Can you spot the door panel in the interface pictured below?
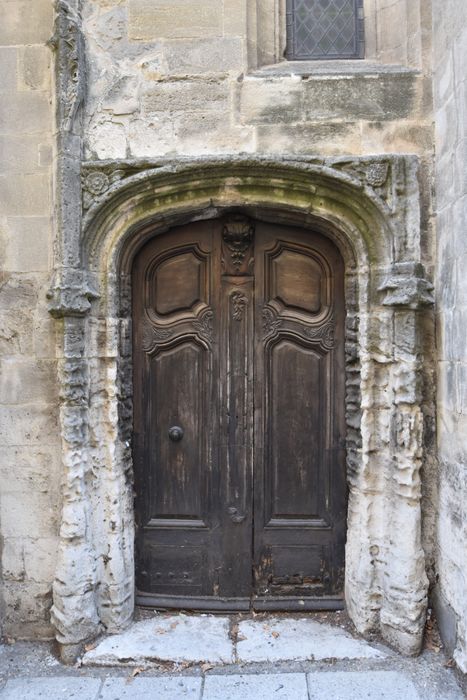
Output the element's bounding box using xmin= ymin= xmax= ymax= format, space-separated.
xmin=133 ymin=223 xmax=220 ymax=601
xmin=254 ymin=222 xmax=346 ymax=602
xmin=267 ymin=339 xmax=324 ymax=523
xmin=133 ymin=218 xmax=347 ymax=609
xmin=150 ymin=341 xmax=206 ymax=522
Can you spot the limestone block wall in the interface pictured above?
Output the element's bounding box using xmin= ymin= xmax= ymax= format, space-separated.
xmin=432 ymin=0 xmax=467 ymax=673
xmin=0 ymin=0 xmax=59 ymax=638
xmin=83 ymin=0 xmax=434 ymax=162
xmin=0 ymin=0 xmax=441 ymax=645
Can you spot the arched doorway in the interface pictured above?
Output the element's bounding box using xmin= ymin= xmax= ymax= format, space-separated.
xmin=49 ymin=156 xmax=432 ymax=658
xmin=132 ymin=216 xmax=347 ymax=610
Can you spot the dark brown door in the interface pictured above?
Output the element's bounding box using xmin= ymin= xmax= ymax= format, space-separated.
xmin=133 ymin=217 xmax=346 ymax=610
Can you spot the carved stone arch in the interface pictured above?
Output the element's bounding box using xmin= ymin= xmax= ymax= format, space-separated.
xmin=49 ymin=155 xmax=434 ymax=661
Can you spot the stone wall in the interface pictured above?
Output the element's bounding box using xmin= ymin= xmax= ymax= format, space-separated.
xmin=0 ymin=0 xmax=445 ymax=653
xmin=83 ymin=0 xmax=433 ymax=162
xmin=432 ymin=0 xmax=467 ymax=673
xmin=0 ymin=0 xmax=58 ymax=638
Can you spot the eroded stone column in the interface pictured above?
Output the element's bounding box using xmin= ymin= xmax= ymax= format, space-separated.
xmin=378 ymin=264 xmax=434 ymax=654
xmin=49 ymin=313 xmax=101 ymax=663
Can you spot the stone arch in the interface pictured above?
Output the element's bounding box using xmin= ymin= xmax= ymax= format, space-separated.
xmin=48 ymin=156 xmax=434 ymax=661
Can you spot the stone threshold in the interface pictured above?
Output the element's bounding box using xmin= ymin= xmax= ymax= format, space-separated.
xmin=82 ymin=613 xmax=390 ymax=668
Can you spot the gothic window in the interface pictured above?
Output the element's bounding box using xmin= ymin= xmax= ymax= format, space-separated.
xmin=286 ymin=0 xmax=364 ymax=60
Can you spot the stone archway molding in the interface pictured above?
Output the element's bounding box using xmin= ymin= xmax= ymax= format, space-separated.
xmin=47 ymin=154 xmax=434 ymax=663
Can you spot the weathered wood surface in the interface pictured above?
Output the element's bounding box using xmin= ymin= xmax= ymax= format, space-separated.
xmin=132 ymin=218 xmax=346 ymax=609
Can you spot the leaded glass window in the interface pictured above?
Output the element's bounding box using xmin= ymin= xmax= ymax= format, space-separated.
xmin=286 ymin=0 xmax=364 ymax=60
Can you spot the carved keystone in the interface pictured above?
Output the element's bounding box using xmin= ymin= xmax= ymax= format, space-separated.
xmin=222 ymin=215 xmax=255 ymax=274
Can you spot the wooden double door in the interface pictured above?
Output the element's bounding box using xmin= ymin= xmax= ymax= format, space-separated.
xmin=133 ymin=217 xmax=346 ymax=610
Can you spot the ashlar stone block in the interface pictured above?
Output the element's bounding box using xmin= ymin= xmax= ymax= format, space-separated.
xmin=0 ymin=0 xmax=54 ymax=46
xmin=142 ymin=79 xmax=230 ymax=114
xmin=0 ymin=173 xmax=50 ymax=217
xmin=1 ymin=491 xmax=58 ymax=539
xmin=17 ymin=46 xmax=51 ymax=92
xmin=302 ymin=73 xmax=420 ymax=122
xmin=0 ymin=358 xmax=58 ymax=404
xmin=0 ymin=47 xmax=18 ymax=93
xmin=237 ymin=77 xmax=304 ymax=125
xmin=0 ymin=135 xmax=52 ymax=173
xmin=4 ymin=216 xmax=50 ymax=272
xmin=0 ymin=403 xmax=60 ymax=447
xmin=0 ymin=92 xmax=51 ymax=136
xmin=129 ymin=0 xmax=223 ymax=40
xmin=163 ymin=37 xmax=244 ymax=74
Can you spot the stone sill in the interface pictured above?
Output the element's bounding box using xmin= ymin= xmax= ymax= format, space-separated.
xmin=249 ymin=60 xmax=418 ymax=79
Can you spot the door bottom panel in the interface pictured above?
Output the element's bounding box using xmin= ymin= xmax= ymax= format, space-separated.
xmin=136 ymin=593 xmax=251 ymax=612
xmin=252 ymin=596 xmax=344 ymax=612
xmin=136 ymin=592 xmax=345 ymax=613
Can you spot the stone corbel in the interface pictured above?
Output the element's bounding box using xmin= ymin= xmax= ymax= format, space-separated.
xmin=378 ymin=262 xmax=434 ymax=310
xmin=47 ymin=268 xmax=99 ymax=318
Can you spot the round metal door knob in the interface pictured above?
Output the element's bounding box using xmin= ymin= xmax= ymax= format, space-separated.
xmin=168 ymin=426 xmax=184 ymax=442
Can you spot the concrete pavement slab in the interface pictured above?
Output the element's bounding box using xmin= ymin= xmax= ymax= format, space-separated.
xmin=307 ymin=671 xmax=420 ymax=699
xmin=0 ymin=677 xmax=101 ymax=699
xmin=203 ymin=672 xmax=309 ymax=700
xmin=83 ymin=614 xmax=234 ymax=666
xmin=236 ymin=617 xmax=388 ymax=662
xmin=98 ymin=675 xmax=202 ymax=699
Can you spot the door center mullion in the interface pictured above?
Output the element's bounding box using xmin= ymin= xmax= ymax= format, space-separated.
xmin=217 ymin=217 xmax=255 ymax=599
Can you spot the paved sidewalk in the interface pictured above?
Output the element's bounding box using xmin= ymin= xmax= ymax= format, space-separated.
xmin=0 ymin=665 xmax=465 ymax=700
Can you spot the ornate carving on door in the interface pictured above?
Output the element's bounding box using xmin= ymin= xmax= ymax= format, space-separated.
xmin=132 ymin=217 xmax=346 ymax=611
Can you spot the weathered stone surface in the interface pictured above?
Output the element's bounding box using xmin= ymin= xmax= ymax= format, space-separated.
xmin=203 ymin=674 xmax=309 ymax=700
xmin=164 ymin=37 xmax=244 ymax=74
xmin=129 ymin=0 xmax=223 ymax=40
xmin=99 ymin=676 xmax=202 ymax=699
xmin=142 ymin=79 xmax=230 ymax=114
xmin=17 ymin=46 xmax=51 ymax=92
xmin=0 ymin=47 xmax=18 ymax=93
xmin=83 ymin=615 xmax=234 ymax=665
xmin=0 ymin=93 xmax=51 ymax=135
xmin=0 ymin=678 xmax=101 ymax=700
xmin=3 ymin=217 xmax=50 ymax=273
xmin=0 ymin=0 xmax=58 ymax=640
xmin=236 ymin=618 xmax=388 ymax=663
xmin=307 ymin=671 xmax=420 ymax=700
xmin=0 ymin=0 xmax=54 ymax=46
xmin=0 ymin=174 xmax=50 ymax=216
xmin=432 ymin=0 xmax=467 ymax=674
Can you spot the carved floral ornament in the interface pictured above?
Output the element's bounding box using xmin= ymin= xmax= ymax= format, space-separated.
xmin=262 ymin=306 xmax=335 ymax=351
xmin=222 ymin=217 xmax=255 ymax=270
xmin=231 ymin=292 xmax=248 ymax=320
xmin=141 ymin=308 xmax=214 ymax=353
xmin=364 ymin=162 xmax=389 ymax=187
xmin=82 ymin=169 xmax=125 ymax=210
